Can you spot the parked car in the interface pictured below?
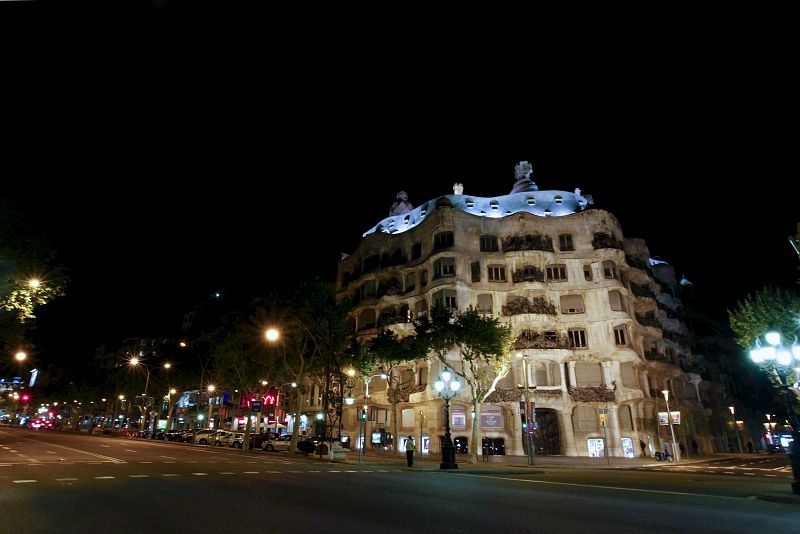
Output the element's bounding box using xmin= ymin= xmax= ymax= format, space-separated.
xmin=767 ymin=444 xmax=785 ymax=453
xmin=295 ymin=437 xmax=317 ymax=454
xmin=263 ymin=434 xmax=292 ymax=452
xmin=193 ymin=429 xmax=215 ymax=445
xmin=214 ymin=430 xmax=234 ymax=446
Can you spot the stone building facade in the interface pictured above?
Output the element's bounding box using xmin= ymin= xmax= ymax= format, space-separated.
xmin=335 ymin=163 xmax=723 ymax=458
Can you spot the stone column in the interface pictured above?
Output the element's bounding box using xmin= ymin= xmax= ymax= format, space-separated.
xmin=559 ymin=363 xmax=568 ymax=391
xmin=641 ymin=370 xmax=650 ymax=396
xmin=607 ymin=406 xmax=621 ymax=457
xmin=601 ymin=361 xmax=613 ymax=388
xmin=560 ymin=409 xmax=578 ymax=456
xmin=568 ymin=361 xmax=577 ymax=388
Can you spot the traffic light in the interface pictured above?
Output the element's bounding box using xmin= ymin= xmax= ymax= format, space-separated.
xmin=21 ymin=394 xmax=30 ymax=403
xmin=361 ymin=408 xmax=367 ymax=421
xmin=521 ymin=413 xmax=527 ymax=429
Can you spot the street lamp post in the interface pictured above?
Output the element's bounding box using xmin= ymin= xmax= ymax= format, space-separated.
xmin=351 ymin=370 xmax=387 ymax=466
xmin=435 ymin=367 xmax=461 ymax=470
xmin=516 ymin=353 xmax=535 ymax=465
xmin=206 ymin=385 xmax=215 ymax=430
xmin=729 ymin=405 xmax=743 ymax=453
xmin=662 ymin=389 xmax=680 ymax=462
xmin=749 ymin=331 xmax=800 ymax=494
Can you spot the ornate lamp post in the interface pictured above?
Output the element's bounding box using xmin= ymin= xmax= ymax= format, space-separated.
xmin=662 ymin=389 xmax=680 ymax=462
xmin=435 ymin=367 xmax=461 ymax=470
xmin=349 ymin=369 xmax=386 ymax=465
xmin=516 ymin=353 xmax=535 ymax=465
xmin=749 ymin=331 xmax=800 ymax=494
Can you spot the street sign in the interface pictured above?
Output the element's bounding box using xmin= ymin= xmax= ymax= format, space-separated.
xmin=251 ymin=401 xmax=262 ymax=413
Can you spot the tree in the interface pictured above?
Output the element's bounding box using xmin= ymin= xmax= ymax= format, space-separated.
xmin=0 ymin=200 xmax=67 ymax=352
xmin=417 ymin=305 xmax=514 ymax=463
xmin=358 ymin=328 xmax=426 ymax=456
xmin=729 ymin=286 xmax=800 ymax=405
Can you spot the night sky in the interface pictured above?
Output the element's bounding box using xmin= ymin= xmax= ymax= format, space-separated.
xmin=3 ymin=1 xmax=797 ymax=373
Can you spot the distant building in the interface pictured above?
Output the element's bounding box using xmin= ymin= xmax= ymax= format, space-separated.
xmin=336 ymin=162 xmax=754 ymax=458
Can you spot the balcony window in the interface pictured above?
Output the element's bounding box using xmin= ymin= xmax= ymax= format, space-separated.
xmin=575 ymin=362 xmax=602 ymax=387
xmin=583 ymin=264 xmax=592 ymax=281
xmin=471 ymin=261 xmax=481 ymax=283
xmin=559 ymin=234 xmax=574 ymax=251
xmin=560 ymin=294 xmax=585 ymax=314
xmin=608 ymin=290 xmax=624 ymax=311
xmin=433 ymin=289 xmax=457 ymax=310
xmin=614 ymin=326 xmax=627 ymax=346
xmin=411 ymin=242 xmax=422 ymax=260
xmin=404 ymin=272 xmax=415 ymax=292
xmin=433 ymin=231 xmax=454 ymax=251
xmin=546 ymin=264 xmax=567 ymax=281
xmin=477 ymin=293 xmax=493 ymax=314
xmin=568 ymin=328 xmax=588 ymax=348
xmin=488 ymin=265 xmax=507 ymax=282
xmin=434 ymin=257 xmax=456 ymax=278
xmin=603 ymin=260 xmax=617 ymax=279
xmin=480 ymin=235 xmax=499 ymax=252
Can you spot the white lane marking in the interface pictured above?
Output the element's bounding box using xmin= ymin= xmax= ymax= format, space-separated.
xmin=13 ymin=480 xmax=37 ymax=483
xmin=9 ymin=450 xmax=18 ymax=453
xmin=243 ymin=471 xmax=259 ymax=474
xmin=345 ymin=470 xmax=358 ymax=473
xmin=219 ymin=472 xmax=235 ymax=475
xmin=191 ymin=473 xmax=208 ymax=476
xmin=162 ymin=474 xmax=179 ymax=477
xmin=139 ymin=462 xmax=153 ymax=464
xmin=25 ymin=439 xmax=126 ymax=463
xmin=456 ymin=474 xmax=746 ymax=500
xmin=361 ymin=470 xmax=373 ymax=473
xmin=329 ymin=470 xmax=341 ymax=473
xmin=743 ymin=473 xmax=756 ymax=476
xmin=100 ymin=445 xmax=110 ymax=448
xmin=0 ymin=464 xmax=13 ymax=467
xmin=160 ymin=456 xmax=177 ymax=459
xmin=163 ymin=461 xmax=176 ymax=464
xmin=309 ymin=470 xmax=320 ymax=473
xmin=129 ymin=475 xmax=150 ymax=478
xmin=266 ymin=470 xmax=281 ymax=473
xmin=94 ymin=476 xmax=115 ymax=480
xmin=56 ymin=478 xmax=78 ymax=481
xmin=125 ymin=450 xmax=137 ymax=453
xmin=724 ymin=471 xmax=735 ymax=474
xmin=377 ymin=470 xmax=389 ymax=472
xmin=46 ymin=451 xmax=56 ymax=454
xmin=288 ymin=470 xmax=304 ymax=473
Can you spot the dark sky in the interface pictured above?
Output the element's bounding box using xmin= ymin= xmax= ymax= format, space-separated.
xmin=3 ymin=1 xmax=797 ymax=371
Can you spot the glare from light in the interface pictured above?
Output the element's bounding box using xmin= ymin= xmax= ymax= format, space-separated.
xmin=265 ymin=328 xmax=280 ymax=342
xmin=28 ymin=279 xmax=41 ymax=288
xmin=15 ymin=351 xmax=26 ymax=362
xmin=765 ymin=332 xmax=781 ymax=346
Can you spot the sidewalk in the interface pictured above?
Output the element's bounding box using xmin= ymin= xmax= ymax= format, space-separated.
xmin=320 ymin=449 xmax=737 ymax=472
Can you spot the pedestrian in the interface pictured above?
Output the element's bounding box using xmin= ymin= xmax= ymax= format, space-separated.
xmin=405 ymin=435 xmax=415 ymax=467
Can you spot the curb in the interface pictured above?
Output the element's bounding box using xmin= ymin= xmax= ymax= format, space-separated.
xmin=756 ymin=492 xmax=800 ymax=505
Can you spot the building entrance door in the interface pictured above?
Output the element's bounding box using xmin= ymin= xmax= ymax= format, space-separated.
xmin=531 ymin=409 xmax=561 ymax=455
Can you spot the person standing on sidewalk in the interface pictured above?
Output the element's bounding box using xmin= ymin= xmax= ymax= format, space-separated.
xmin=406 ymin=435 xmax=415 ymax=467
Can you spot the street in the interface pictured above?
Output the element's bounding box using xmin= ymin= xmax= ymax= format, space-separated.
xmin=2 ymin=428 xmax=799 ymax=533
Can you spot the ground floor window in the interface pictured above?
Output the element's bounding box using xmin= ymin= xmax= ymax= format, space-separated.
xmin=587 ymin=438 xmax=605 ymax=457
xmin=621 ymin=437 xmax=635 ymax=458
xmin=454 ymin=436 xmax=469 ymax=454
xmin=482 ymin=437 xmax=505 ymax=455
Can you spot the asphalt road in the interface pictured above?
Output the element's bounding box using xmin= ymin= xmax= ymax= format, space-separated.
xmin=2 ymin=428 xmax=799 ymax=533
xmin=632 ymin=454 xmax=793 ymax=478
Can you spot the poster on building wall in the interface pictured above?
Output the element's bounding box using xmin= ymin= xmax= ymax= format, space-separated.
xmin=658 ymin=411 xmax=681 ymax=425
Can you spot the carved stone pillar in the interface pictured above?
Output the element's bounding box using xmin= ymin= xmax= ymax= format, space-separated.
xmin=560 ymin=409 xmax=578 ymax=456
xmin=601 ymin=361 xmax=613 ymax=388
xmin=607 ymin=406 xmax=621 ymax=457
xmin=568 ymin=361 xmax=577 ymax=388
xmin=559 ymin=362 xmax=568 ymax=392
xmin=641 ymin=370 xmax=650 ymax=396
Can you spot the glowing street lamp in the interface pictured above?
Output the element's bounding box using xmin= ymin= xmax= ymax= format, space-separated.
xmin=749 ymin=330 xmax=800 ymax=494
xmin=435 ymin=367 xmax=461 ymax=470
xmin=15 ymin=351 xmax=27 ymax=362
xmin=662 ymin=389 xmax=680 ymax=462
